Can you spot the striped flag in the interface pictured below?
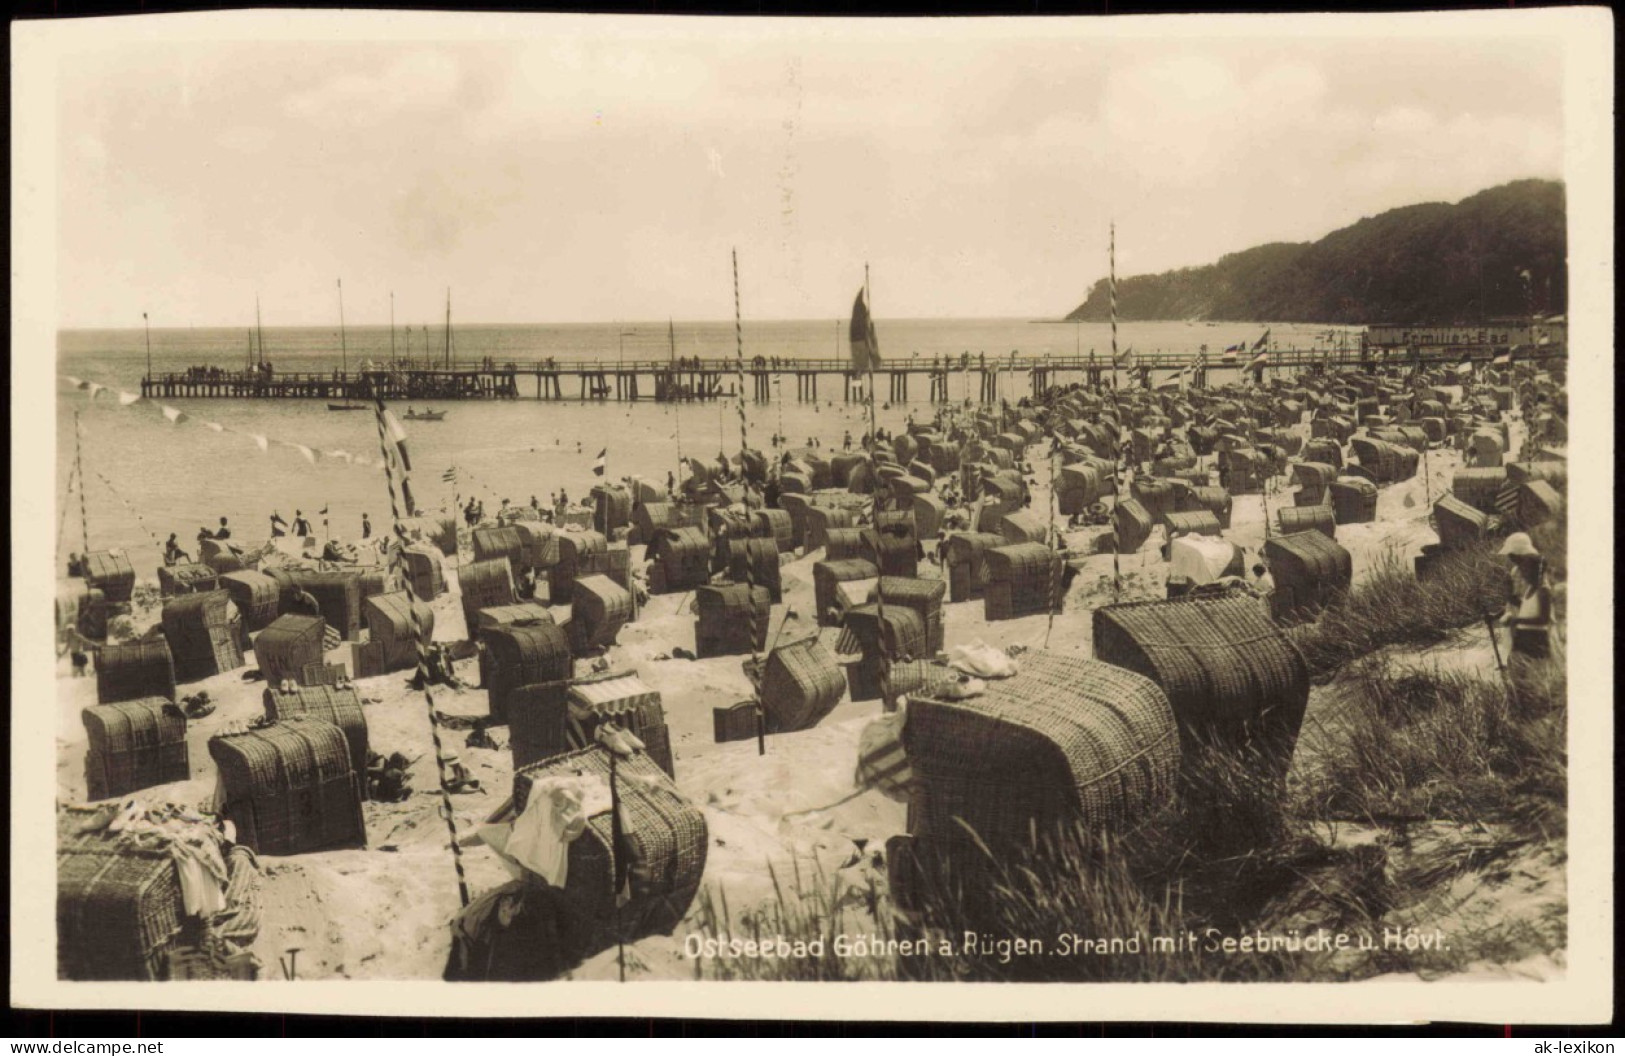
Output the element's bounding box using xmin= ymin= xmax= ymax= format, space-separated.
xmin=592 ymin=448 xmax=607 ymax=477
xmin=1493 ymin=346 xmax=1515 ymax=367
xmin=442 ymin=466 xmax=458 ymax=484
xmin=1252 ymin=328 xmax=1271 ymax=352
xmin=1222 ymin=344 xmax=1242 ymax=358
xmin=1247 ymin=348 xmax=1269 ymax=371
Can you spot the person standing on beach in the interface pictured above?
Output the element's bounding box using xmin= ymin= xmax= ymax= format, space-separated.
xmin=293 ymin=510 xmax=312 ymax=537
xmin=1498 ymin=532 xmax=1553 ymax=664
xmin=215 ymin=517 xmax=232 ymax=540
xmin=361 ymin=513 xmax=372 ymax=540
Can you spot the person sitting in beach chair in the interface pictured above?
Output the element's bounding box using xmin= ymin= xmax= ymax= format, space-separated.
xmin=1498 ymin=533 xmax=1554 ymax=664
xmin=441 ymin=753 xmax=482 ymax=794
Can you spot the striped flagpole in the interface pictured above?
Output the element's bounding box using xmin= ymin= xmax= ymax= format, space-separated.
xmin=1044 ymin=444 xmax=1061 ymax=648
xmin=372 ymin=395 xmax=469 ymax=908
xmin=74 ymin=412 xmax=91 ymax=557
xmin=863 ymin=265 xmax=897 ymax=708
xmin=732 ymin=249 xmax=766 ymax=754
xmin=1109 ymin=222 xmax=1118 ymax=396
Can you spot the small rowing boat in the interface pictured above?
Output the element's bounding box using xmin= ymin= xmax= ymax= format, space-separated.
xmin=403 ymin=409 xmax=446 ymax=421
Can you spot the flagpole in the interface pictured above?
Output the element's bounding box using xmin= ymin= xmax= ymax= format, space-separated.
xmin=733 ymin=247 xmax=767 ymax=756
xmin=74 ymin=411 xmax=91 ymax=557
xmin=143 ymin=312 xmax=152 ymax=381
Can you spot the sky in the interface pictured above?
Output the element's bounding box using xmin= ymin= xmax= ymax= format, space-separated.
xmin=49 ymin=12 xmax=1568 ymax=328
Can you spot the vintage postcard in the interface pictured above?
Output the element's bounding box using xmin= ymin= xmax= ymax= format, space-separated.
xmin=10 ymin=7 xmax=1613 ymax=1024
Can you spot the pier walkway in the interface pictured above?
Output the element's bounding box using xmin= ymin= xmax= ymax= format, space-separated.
xmin=140 ymin=345 xmax=1565 ymax=404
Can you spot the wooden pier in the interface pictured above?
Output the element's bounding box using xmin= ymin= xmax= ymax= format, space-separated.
xmin=141 ymin=345 xmax=1565 ymax=404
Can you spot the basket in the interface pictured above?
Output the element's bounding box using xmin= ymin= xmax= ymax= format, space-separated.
xmin=482 ymin=621 xmax=573 ymax=724
xmin=1328 ymin=477 xmax=1378 ymax=525
xmin=97 ymin=639 xmax=178 ymax=706
xmin=1432 ymin=495 xmax=1488 ymax=551
xmin=634 ymin=502 xmax=682 ymax=545
xmin=82 ymin=698 xmax=190 ymax=801
xmin=984 ymin=543 xmax=1062 ymax=622
xmin=752 ymin=509 xmax=795 ymax=553
xmin=511 ymin=746 xmax=707 ymax=948
xmin=84 ymin=550 xmax=136 ymax=603
xmin=396 ymin=544 xmax=446 ymax=600
xmin=219 ymin=570 xmax=279 ymax=633
xmin=505 ymin=682 xmax=573 ymax=771
xmin=756 ymin=636 xmax=847 ymax=733
xmin=161 ymin=590 xmax=245 ymax=683
xmin=1516 ymin=480 xmax=1564 ymax=531
xmin=571 ymin=575 xmax=634 ymax=652
xmin=871 ymin=576 xmax=947 ymax=655
xmin=1275 ymin=504 xmax=1336 ymax=540
xmin=813 ymin=558 xmax=880 ymax=627
xmin=209 ymin=718 xmax=366 ymax=856
xmin=356 ymin=569 xmax=398 ymax=605
xmin=1301 ymin=438 xmax=1344 ymax=470
xmin=291 ymin=571 xmax=363 ymax=643
xmin=514 ymin=523 xmax=560 ymax=571
xmin=721 ymin=537 xmax=783 ymax=602
xmin=822 ymin=527 xmax=867 ymax=562
xmin=998 ymin=509 xmax=1048 ymax=546
xmin=250 ymin=614 xmax=327 ymax=686
xmin=1131 ymin=478 xmax=1180 ymax=523
xmin=1164 ymin=509 xmax=1222 ymax=539
xmin=591 ymin=485 xmax=633 ymax=538
xmin=1113 ymin=498 xmax=1156 ymax=553
xmin=1092 ymin=594 xmax=1309 ymax=770
xmin=550 ymin=532 xmax=608 ymax=599
xmin=158 ymin=562 xmax=219 ymax=598
xmin=1182 ymin=486 xmax=1233 ymax=530
xmin=694 ymin=583 xmax=773 ymax=658
xmin=1263 ymin=531 xmax=1352 ymax=623
xmin=364 ymin=590 xmax=436 ymax=673
xmin=864 ymin=517 xmax=920 ymax=579
xmin=566 ymin=672 xmax=673 ymax=777
xmin=713 ymin=701 xmax=763 ymax=743
xmin=460 ymin=557 xmax=518 ymax=634
xmin=805 ymin=506 xmax=856 ymax=552
xmin=943 ymin=532 xmax=1004 ymax=603
xmin=472 ymin=526 xmax=530 ymax=576
xmin=1505 ymin=461 xmax=1568 ymax=490
xmin=57 ymin=806 xmax=187 ymax=980
xmin=841 ymin=605 xmax=928 ymax=701
xmin=648 ymin=527 xmax=711 ymax=594
xmin=1451 ymin=467 xmax=1509 ymax=513
xmin=903 ymin=652 xmax=1178 ymax=856
xmin=263 ymin=683 xmax=369 ymax=776
xmin=911 ymin=493 xmax=948 ymax=541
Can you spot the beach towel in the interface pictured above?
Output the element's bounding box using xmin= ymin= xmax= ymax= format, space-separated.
xmin=946 ymin=640 xmax=1018 ymax=680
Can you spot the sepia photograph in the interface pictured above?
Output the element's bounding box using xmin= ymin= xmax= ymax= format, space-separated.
xmin=10 ymin=7 xmax=1613 ymax=1024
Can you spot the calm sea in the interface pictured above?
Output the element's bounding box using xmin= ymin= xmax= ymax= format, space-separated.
xmin=55 ymin=317 xmax=1351 ymax=573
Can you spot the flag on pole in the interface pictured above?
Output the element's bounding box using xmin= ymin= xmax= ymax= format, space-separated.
xmin=593 ymin=448 xmax=608 ymax=477
xmin=380 ymin=407 xmax=412 ymax=471
xmin=1221 ymin=343 xmax=1241 ymax=359
xmin=849 ymin=288 xmax=880 ymax=371
xmin=1114 ymin=345 xmax=1135 ymax=367
xmin=1246 ymin=348 xmax=1269 ymax=371
xmin=1251 ymin=328 xmax=1271 ymax=352
xmin=1493 ymin=346 xmax=1515 ymax=367
xmin=442 ymin=466 xmax=458 ymax=483
xmin=1455 ymin=354 xmax=1473 ymax=378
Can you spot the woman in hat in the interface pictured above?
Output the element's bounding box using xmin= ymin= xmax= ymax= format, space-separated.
xmin=1498 ymin=532 xmax=1553 ymax=663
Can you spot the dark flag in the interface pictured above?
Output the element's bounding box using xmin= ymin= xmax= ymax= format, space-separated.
xmin=1252 ymin=328 xmax=1271 ymax=352
xmin=849 ymin=289 xmax=880 ymax=372
xmin=593 ymin=448 xmax=608 ymax=477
